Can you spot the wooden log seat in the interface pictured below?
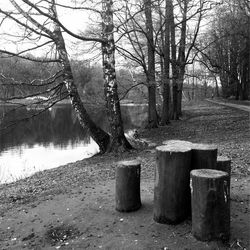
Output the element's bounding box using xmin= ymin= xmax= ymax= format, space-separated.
xmin=154 ymin=144 xmax=192 ymax=224
xmin=115 ymin=160 xmax=141 ymax=212
xmin=190 ymin=169 xmax=230 ymax=242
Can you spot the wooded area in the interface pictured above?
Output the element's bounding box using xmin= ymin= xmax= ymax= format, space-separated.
xmin=0 ymin=0 xmax=249 ymax=153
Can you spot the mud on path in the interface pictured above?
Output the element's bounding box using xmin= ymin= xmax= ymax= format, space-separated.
xmin=0 ymin=101 xmax=249 ymax=249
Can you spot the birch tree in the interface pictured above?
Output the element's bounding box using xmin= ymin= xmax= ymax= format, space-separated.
xmin=101 ymin=0 xmax=132 ymax=151
xmin=0 ymin=0 xmax=132 ymax=153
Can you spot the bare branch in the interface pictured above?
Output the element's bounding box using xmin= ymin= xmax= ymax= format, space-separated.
xmin=0 ymin=7 xmax=51 ymax=39
xmin=0 ymin=49 xmax=59 ymax=63
xmin=10 ymin=0 xmax=54 ymax=38
xmin=21 ymin=0 xmax=105 ymax=43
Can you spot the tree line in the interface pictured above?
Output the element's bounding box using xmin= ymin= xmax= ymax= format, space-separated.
xmin=197 ymin=0 xmax=249 ymax=100
xmin=0 ymin=0 xmax=249 ymax=154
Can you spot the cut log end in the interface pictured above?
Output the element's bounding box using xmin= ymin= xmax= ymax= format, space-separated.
xmin=118 ymin=159 xmax=141 ymax=167
xmin=162 ymin=140 xmax=193 ymax=149
xmin=217 ymin=156 xmax=231 ymax=162
xmin=156 ymin=144 xmax=191 ymax=153
xmin=191 ymin=169 xmax=228 ymax=179
xmin=192 ymin=143 xmax=217 ymax=151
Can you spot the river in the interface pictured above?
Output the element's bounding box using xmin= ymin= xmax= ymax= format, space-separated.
xmin=0 ymin=104 xmax=148 ymax=184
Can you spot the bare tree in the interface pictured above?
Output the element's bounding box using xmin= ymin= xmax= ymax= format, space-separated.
xmin=196 ymin=0 xmax=250 ymax=100
xmin=144 ymin=0 xmax=159 ymax=128
xmin=115 ymin=0 xmax=159 ymax=128
xmin=160 ymin=0 xmax=171 ymax=125
xmin=0 ymin=0 xmax=133 ymax=153
xmin=170 ymin=0 xmax=178 ymax=120
xmin=174 ymin=0 xmax=212 ymax=116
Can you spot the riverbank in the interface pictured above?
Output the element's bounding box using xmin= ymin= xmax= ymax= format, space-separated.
xmin=0 ymin=100 xmax=249 ymax=249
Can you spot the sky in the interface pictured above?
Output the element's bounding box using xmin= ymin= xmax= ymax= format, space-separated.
xmin=0 ymin=0 xmax=94 ymax=59
xmin=0 ymin=0 xmax=215 ymax=65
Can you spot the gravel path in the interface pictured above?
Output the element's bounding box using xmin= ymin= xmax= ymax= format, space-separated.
xmin=206 ymin=99 xmax=250 ymax=112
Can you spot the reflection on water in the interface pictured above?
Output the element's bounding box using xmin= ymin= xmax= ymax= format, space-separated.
xmin=0 ymin=141 xmax=99 ymax=184
xmin=0 ymin=104 xmax=147 ymax=184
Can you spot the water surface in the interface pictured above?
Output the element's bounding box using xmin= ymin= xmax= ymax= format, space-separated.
xmin=0 ymin=104 xmax=147 ymax=184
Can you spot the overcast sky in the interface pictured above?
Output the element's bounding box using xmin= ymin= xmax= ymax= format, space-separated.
xmin=0 ymin=1 xmax=94 ymax=58
xmin=0 ymin=0 xmax=214 ymax=64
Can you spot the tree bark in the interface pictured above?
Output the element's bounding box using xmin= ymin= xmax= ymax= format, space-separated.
xmin=190 ymin=169 xmax=230 ymax=242
xmin=170 ymin=0 xmax=178 ymax=120
xmin=144 ymin=0 xmax=158 ymax=128
xmin=115 ymin=160 xmax=141 ymax=212
xmin=154 ymin=144 xmax=192 ymax=224
xmin=214 ymin=76 xmax=220 ymax=97
xmin=176 ymin=0 xmax=188 ymax=116
xmin=240 ymin=34 xmax=250 ymax=100
xmin=160 ymin=0 xmax=171 ymax=125
xmin=102 ymin=0 xmax=132 ymax=152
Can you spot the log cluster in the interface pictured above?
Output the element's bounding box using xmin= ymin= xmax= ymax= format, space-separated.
xmin=163 ymin=140 xmax=218 ymax=170
xmin=113 ymin=140 xmax=231 ymax=242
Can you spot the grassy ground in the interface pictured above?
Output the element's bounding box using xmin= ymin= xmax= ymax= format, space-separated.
xmin=0 ymin=100 xmax=249 ymax=249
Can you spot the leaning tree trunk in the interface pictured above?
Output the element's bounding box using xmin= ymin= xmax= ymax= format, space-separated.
xmin=102 ymin=0 xmax=132 ymax=152
xmin=50 ymin=1 xmax=110 ymax=153
xmin=8 ymin=0 xmax=109 ymax=153
xmin=144 ymin=0 xmax=158 ymax=128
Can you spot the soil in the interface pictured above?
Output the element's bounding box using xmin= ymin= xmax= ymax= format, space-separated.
xmin=0 ymin=100 xmax=249 ymax=250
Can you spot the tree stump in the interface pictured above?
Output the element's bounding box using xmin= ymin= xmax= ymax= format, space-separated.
xmin=191 ymin=143 xmax=218 ymax=170
xmin=154 ymin=144 xmax=192 ymax=224
xmin=216 ymin=156 xmax=231 ymax=194
xmin=216 ymin=156 xmax=231 ymax=175
xmin=115 ymin=160 xmax=141 ymax=212
xmin=190 ymin=169 xmax=230 ymax=242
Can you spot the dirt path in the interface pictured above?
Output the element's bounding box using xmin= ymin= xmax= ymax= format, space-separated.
xmin=206 ymin=99 xmax=250 ymax=112
xmin=0 ymin=101 xmax=249 ymax=249
xmin=1 ymin=178 xmax=249 ymax=250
